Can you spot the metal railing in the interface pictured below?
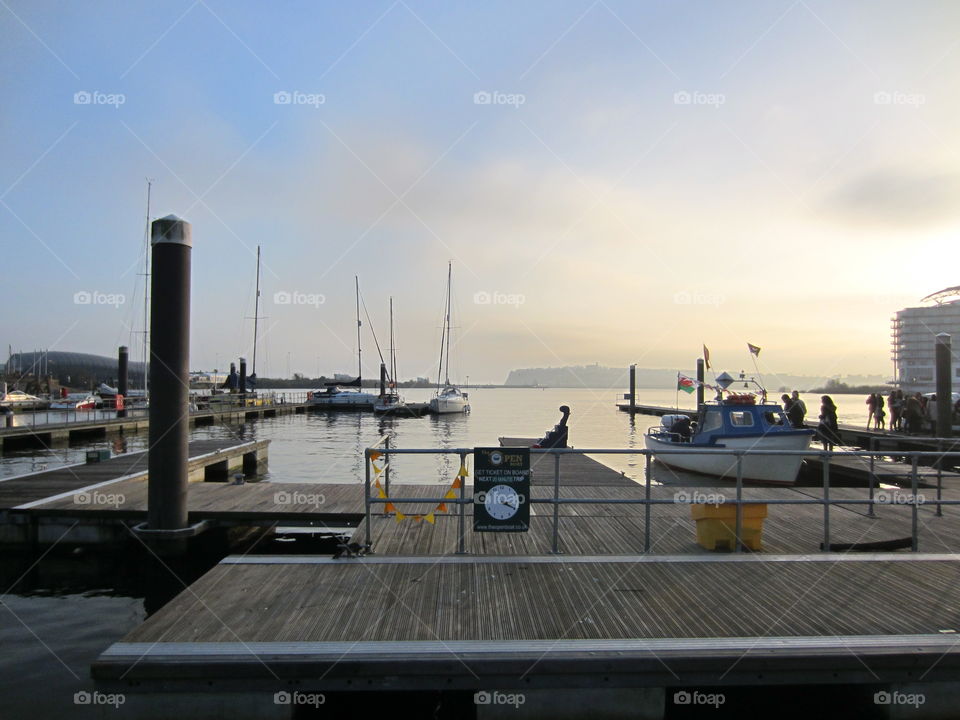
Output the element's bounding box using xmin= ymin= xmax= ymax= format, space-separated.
xmin=362 ymin=444 xmax=960 ymax=555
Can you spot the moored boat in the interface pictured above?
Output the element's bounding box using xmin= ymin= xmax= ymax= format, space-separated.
xmin=50 ymin=393 xmax=97 ymax=410
xmin=645 ymin=393 xmax=814 ymax=485
xmin=428 ymin=263 xmax=470 ymax=415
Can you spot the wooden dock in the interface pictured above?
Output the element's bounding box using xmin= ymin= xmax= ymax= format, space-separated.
xmin=616 ymin=402 xmax=695 ymax=417
xmin=91 ymin=451 xmax=960 ymax=715
xmin=0 ymin=401 xmax=311 ymax=450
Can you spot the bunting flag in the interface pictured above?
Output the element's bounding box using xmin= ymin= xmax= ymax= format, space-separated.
xmin=677 ymin=373 xmax=696 ymax=394
xmin=369 ymin=456 xmax=469 ymax=524
xmin=369 ymin=451 xmax=382 ymax=462
xmin=747 ymin=343 xmax=761 ymax=356
xmin=703 ymin=345 xmax=711 ymax=370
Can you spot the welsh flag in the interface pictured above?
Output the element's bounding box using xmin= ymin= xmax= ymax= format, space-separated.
xmin=677 ymin=374 xmax=696 ymax=394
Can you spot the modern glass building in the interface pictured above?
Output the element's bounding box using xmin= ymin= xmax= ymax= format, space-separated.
xmin=892 ymin=286 xmax=960 ymax=394
xmin=5 ymin=350 xmax=146 ymax=388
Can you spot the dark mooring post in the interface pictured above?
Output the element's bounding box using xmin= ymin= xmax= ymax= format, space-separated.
xmin=696 ymin=358 xmax=705 ymax=409
xmin=936 ymin=333 xmax=952 ymax=438
xmin=117 ymin=345 xmax=129 ymax=417
xmin=380 ymin=362 xmax=387 ymax=398
xmin=239 ymin=357 xmax=247 ymax=407
xmin=146 ymin=215 xmax=192 ymax=544
xmin=629 ymin=364 xmax=636 ymax=413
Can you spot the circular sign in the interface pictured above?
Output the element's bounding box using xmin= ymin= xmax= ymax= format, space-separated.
xmin=484 ymin=484 xmax=520 ymax=520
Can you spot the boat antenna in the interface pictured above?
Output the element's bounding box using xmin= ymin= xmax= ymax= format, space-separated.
xmin=246 ymin=246 xmax=266 ymax=377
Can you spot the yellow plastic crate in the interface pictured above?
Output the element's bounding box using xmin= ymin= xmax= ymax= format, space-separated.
xmin=690 ymin=503 xmax=767 ymax=551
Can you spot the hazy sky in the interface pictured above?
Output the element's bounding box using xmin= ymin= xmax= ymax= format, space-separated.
xmin=2 ymin=1 xmax=958 ymax=384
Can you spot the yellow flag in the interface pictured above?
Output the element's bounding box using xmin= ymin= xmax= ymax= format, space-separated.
xmin=458 ymin=464 xmax=469 ymax=477
xmin=394 ymin=511 xmax=405 ymax=522
xmin=444 ymin=489 xmax=457 ymax=500
xmin=378 ymin=487 xmax=387 ymax=499
xmin=373 ymin=464 xmax=384 ymax=475
xmin=425 ymin=513 xmax=435 ymax=524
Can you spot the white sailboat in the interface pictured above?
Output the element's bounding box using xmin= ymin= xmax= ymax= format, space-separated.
xmin=374 ymin=297 xmax=408 ymax=414
xmin=429 ymin=263 xmax=470 ymax=415
xmin=308 ymin=276 xmax=376 ymax=410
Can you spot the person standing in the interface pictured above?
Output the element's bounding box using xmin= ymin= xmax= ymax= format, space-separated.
xmin=791 ymin=390 xmax=807 ymax=424
xmin=866 ymin=393 xmax=877 ymax=429
xmin=782 ymin=393 xmax=804 ymax=428
xmin=818 ymin=395 xmax=840 ymax=450
xmin=888 ymin=390 xmax=899 ymax=432
xmin=905 ymin=393 xmax=922 ymax=435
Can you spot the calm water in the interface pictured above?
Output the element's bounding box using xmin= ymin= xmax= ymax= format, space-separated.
xmin=0 ymin=388 xmax=872 ymax=483
xmin=0 ymin=389 xmax=884 ymax=717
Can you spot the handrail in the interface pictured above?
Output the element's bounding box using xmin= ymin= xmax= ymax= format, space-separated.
xmin=362 ymin=445 xmax=959 ymax=555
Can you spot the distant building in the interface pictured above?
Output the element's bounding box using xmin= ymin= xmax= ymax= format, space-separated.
xmin=892 ymin=286 xmax=960 ymax=394
xmin=5 ymin=350 xmax=146 ymax=388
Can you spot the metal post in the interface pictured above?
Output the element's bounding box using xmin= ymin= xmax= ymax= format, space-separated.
xmin=239 ymin=357 xmax=247 ymax=408
xmin=911 ymin=456 xmax=919 ymax=551
xmin=384 ymin=435 xmax=391 ymax=497
xmin=935 ymin=334 xmax=952 ymax=439
xmin=146 ymin=215 xmax=191 ymax=536
xmin=696 ymin=358 xmax=705 ymax=409
xmin=868 ymin=437 xmax=876 ymax=518
xmin=457 ymin=450 xmax=467 ymax=554
xmin=552 ymin=452 xmax=561 ymax=553
xmin=644 ymin=453 xmax=652 ymax=552
xmin=118 ymin=345 xmax=128 ymax=418
xmin=735 ymin=453 xmax=743 ymax=553
xmin=629 ymin=364 xmax=636 ymax=413
xmin=937 ymin=443 xmax=943 ymax=517
xmin=822 ymin=452 xmax=831 ymax=552
xmin=364 ymin=449 xmax=372 ymax=546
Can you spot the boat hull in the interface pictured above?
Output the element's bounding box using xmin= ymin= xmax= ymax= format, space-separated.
xmin=308 ymin=391 xmax=377 ymax=410
xmin=644 ymin=432 xmax=813 ymax=485
xmin=429 ymin=396 xmax=470 ymax=414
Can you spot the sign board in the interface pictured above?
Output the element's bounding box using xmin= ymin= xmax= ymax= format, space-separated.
xmin=473 ymin=447 xmax=530 ymax=532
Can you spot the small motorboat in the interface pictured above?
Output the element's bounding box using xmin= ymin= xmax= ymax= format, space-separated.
xmin=0 ymin=390 xmax=48 ymax=410
xmin=429 ymin=385 xmax=470 ymax=415
xmin=645 ymin=391 xmax=814 ymax=486
xmin=50 ymin=393 xmax=97 ymax=410
xmin=307 ymin=386 xmax=377 ymax=410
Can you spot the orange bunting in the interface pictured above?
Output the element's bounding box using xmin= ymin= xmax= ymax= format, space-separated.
xmin=451 ymin=477 xmax=462 ymax=490
xmin=385 ymin=502 xmax=396 ymax=513
xmin=437 ymin=502 xmax=447 ymax=513
xmin=369 ymin=451 xmax=382 ymax=461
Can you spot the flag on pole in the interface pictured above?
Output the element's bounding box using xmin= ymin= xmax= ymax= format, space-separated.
xmin=747 ymin=343 xmax=761 ymax=356
xmin=677 ymin=374 xmax=696 ymax=394
xmin=703 ymin=345 xmax=711 ymax=370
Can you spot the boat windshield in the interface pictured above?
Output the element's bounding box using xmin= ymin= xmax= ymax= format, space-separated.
xmin=728 ymin=411 xmax=754 ymax=427
xmin=699 ymin=409 xmax=722 ymax=433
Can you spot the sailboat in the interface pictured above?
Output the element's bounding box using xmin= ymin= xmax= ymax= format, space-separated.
xmin=308 ymin=276 xmax=377 ymax=410
xmin=374 ymin=297 xmax=407 ymax=414
xmin=429 ymin=263 xmax=470 ymax=415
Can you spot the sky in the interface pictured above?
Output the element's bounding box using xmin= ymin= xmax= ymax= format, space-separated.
xmin=1 ymin=1 xmax=958 ymax=384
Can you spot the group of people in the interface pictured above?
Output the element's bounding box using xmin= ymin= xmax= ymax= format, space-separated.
xmin=878 ymin=390 xmax=960 ymax=435
xmin=777 ymin=391 xmax=841 ymax=449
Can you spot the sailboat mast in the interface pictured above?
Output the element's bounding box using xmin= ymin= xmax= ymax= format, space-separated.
xmin=444 ymin=261 xmax=452 ymax=385
xmin=142 ymin=179 xmax=152 ymax=395
xmin=252 ymin=245 xmax=261 ymax=377
xmin=389 ymin=297 xmax=396 ymax=392
xmin=355 ymin=276 xmax=362 ymax=382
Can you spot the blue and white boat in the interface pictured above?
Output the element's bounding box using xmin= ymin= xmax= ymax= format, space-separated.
xmin=645 ymin=394 xmax=815 ymax=485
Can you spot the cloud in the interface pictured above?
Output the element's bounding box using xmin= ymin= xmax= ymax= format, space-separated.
xmin=823 ymin=167 xmax=960 ymax=227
